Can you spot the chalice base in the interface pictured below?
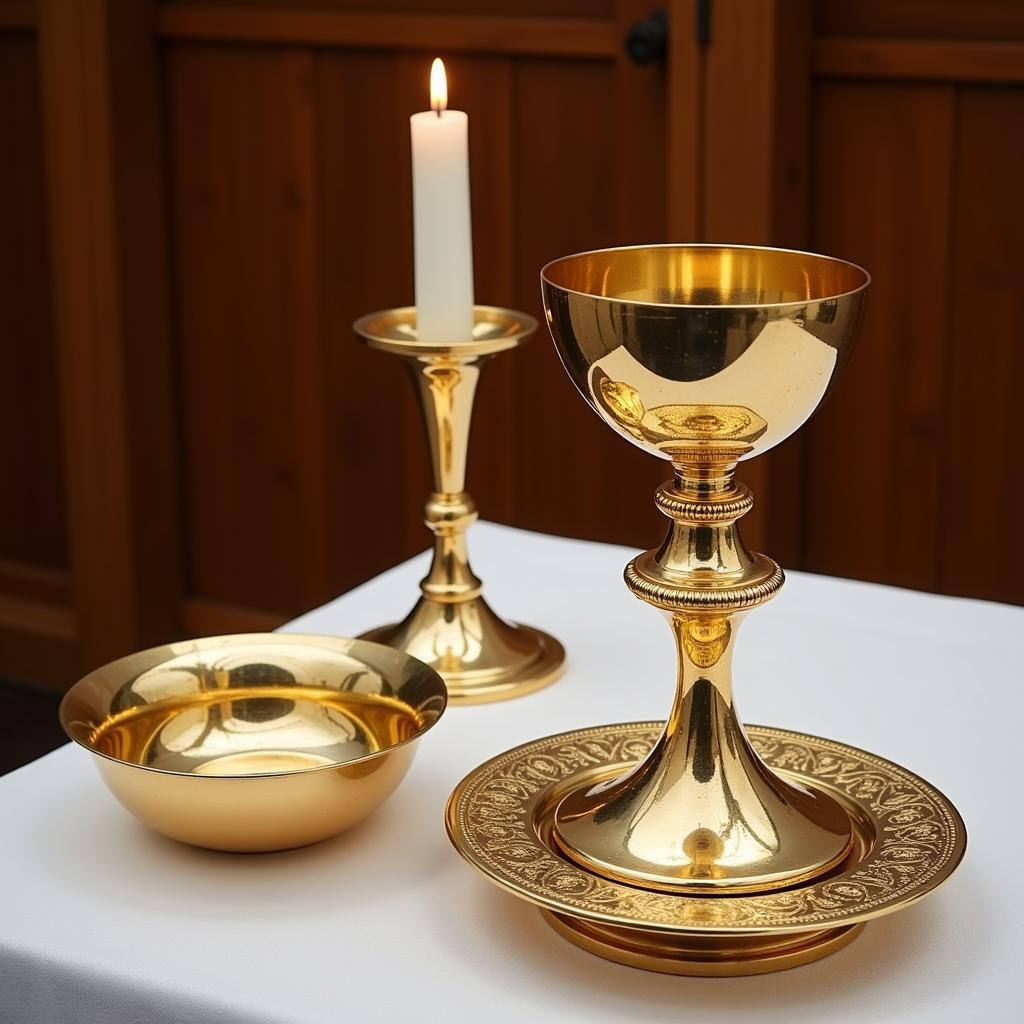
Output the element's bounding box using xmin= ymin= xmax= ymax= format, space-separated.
xmin=359 ymin=595 xmax=564 ymax=705
xmin=446 ymin=723 xmax=966 ymax=977
xmin=542 ymin=911 xmax=865 ymax=977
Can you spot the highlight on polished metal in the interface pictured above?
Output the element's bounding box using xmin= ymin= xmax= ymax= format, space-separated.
xmin=447 ymin=722 xmax=966 ymax=976
xmin=353 ymin=305 xmax=564 ymax=705
xmin=60 ymin=634 xmax=447 ymax=852
xmin=446 ymin=244 xmax=966 ymax=975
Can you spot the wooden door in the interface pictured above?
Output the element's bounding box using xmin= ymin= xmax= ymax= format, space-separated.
xmin=679 ymin=0 xmax=1024 ymax=604
xmin=804 ymin=1 xmax=1024 ymax=603
xmin=3 ymin=0 xmax=1022 ymax=690
xmin=158 ymin=0 xmax=673 ymax=639
xmin=1 ymin=0 xmax=679 ymax=684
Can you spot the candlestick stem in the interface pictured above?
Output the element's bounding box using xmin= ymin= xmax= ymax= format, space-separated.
xmin=353 ymin=306 xmax=565 ymax=704
xmin=411 ymin=359 xmax=476 ymax=496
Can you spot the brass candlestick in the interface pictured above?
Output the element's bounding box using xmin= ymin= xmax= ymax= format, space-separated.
xmin=353 ymin=306 xmax=564 ymax=705
xmin=447 ymin=245 xmax=966 ymax=975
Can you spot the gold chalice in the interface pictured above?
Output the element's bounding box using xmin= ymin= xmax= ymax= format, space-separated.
xmin=354 ymin=307 xmax=564 ymax=704
xmin=446 ymin=245 xmax=966 ymax=975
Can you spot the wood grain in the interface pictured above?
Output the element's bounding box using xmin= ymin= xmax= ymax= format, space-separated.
xmin=159 ymin=0 xmax=614 ymax=14
xmin=511 ymin=56 xmax=664 ymax=549
xmin=805 ymin=81 xmax=955 ymax=590
xmin=9 ymin=0 xmax=1024 ymax=693
xmin=157 ymin=5 xmax=617 ymax=58
xmin=702 ymin=0 xmax=813 ymax=565
xmin=165 ymin=45 xmax=331 ymax=615
xmin=814 ymin=39 xmax=1024 ymax=84
xmin=939 ymin=88 xmax=1024 ymax=603
xmin=315 ymin=50 xmax=428 ymax=590
xmin=666 ymin=0 xmax=701 ymax=240
xmin=0 ymin=1 xmax=33 ymax=31
xmin=814 ymin=0 xmax=1024 ymax=41
xmin=0 ymin=34 xmax=66 ymax=573
xmin=37 ymin=0 xmax=182 ymax=669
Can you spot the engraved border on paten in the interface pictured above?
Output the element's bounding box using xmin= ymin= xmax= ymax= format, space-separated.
xmin=449 ymin=723 xmax=965 ymax=932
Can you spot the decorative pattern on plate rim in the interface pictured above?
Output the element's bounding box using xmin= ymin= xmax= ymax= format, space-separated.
xmin=446 ymin=723 xmax=966 ymax=933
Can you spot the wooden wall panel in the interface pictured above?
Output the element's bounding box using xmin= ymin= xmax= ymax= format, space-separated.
xmin=315 ymin=50 xmax=431 ymax=597
xmin=159 ymin=0 xmax=615 ymax=17
xmin=814 ymin=0 xmax=1024 ymax=41
xmin=38 ymin=0 xmax=182 ymax=672
xmin=454 ymin=56 xmax=518 ymax=522
xmin=0 ymin=26 xmax=75 ymax=685
xmin=940 ymin=87 xmax=1024 ymax=603
xmin=0 ymin=21 xmax=76 ymax=687
xmin=0 ymin=33 xmax=66 ymax=573
xmin=166 ymin=45 xmax=332 ymax=616
xmin=8 ymin=0 xmax=1024 ymax=692
xmin=510 ymin=57 xmax=664 ymax=548
xmin=805 ymin=82 xmax=955 ymax=590
xmin=701 ymin=0 xmax=812 ymax=565
xmin=165 ymin=29 xmax=669 ymax=628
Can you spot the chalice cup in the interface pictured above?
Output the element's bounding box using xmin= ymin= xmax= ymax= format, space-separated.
xmin=354 ymin=306 xmax=565 ymax=704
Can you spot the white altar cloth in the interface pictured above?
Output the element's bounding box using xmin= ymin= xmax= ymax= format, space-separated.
xmin=1 ymin=523 xmax=1020 ymax=1023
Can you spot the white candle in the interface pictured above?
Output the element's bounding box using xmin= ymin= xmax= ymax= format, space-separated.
xmin=410 ymin=58 xmax=475 ymax=342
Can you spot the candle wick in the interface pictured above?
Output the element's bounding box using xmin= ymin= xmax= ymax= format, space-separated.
xmin=435 ymin=106 xmax=442 ymax=118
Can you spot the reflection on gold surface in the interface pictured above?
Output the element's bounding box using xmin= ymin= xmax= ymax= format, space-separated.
xmin=543 ymin=245 xmax=864 ymax=462
xmin=354 ymin=306 xmax=565 ymax=704
xmin=60 ymin=634 xmax=447 ymax=851
xmin=91 ymin=685 xmax=422 ymax=775
xmin=551 ymin=609 xmax=853 ymax=894
xmin=451 ymin=245 xmax=963 ymax=975
xmin=447 ymin=719 xmax=966 ymax=976
xmin=537 ymin=245 xmax=870 ymax=897
xmin=596 ymin=373 xmax=766 ymax=456
xmin=543 ymin=243 xmax=864 ymax=307
xmin=680 ymin=616 xmax=731 ymax=669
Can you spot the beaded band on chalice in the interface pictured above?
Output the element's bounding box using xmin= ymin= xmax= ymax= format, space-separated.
xmin=445 ymin=245 xmax=966 ymax=976
xmin=353 ymin=306 xmax=564 ymax=705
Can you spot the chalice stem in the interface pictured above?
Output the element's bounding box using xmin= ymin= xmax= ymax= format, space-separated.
xmin=552 ymin=463 xmax=854 ymax=892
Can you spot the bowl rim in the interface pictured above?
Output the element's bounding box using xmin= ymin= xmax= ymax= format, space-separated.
xmin=540 ymin=242 xmax=871 ymax=311
xmin=58 ymin=632 xmax=449 ymax=780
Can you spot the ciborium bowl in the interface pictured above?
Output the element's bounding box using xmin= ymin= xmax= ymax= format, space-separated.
xmin=542 ymin=244 xmax=868 ymax=462
xmin=60 ymin=634 xmax=447 ymax=852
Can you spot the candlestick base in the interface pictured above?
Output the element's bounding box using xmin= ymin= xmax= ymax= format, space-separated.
xmin=353 ymin=306 xmax=566 ymax=704
xmin=360 ymin=596 xmax=564 ymax=705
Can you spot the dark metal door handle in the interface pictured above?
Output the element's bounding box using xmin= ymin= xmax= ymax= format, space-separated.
xmin=625 ymin=9 xmax=667 ymax=66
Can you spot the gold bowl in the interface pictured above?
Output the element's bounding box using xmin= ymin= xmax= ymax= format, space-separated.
xmin=60 ymin=634 xmax=447 ymax=852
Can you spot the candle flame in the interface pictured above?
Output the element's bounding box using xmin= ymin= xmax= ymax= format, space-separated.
xmin=430 ymin=58 xmax=448 ymax=115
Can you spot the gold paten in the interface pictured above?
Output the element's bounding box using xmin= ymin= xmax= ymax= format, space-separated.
xmin=353 ymin=306 xmax=565 ymax=704
xmin=60 ymin=634 xmax=446 ymax=852
xmin=446 ymin=244 xmax=966 ymax=974
xmin=446 ymin=723 xmax=965 ymax=975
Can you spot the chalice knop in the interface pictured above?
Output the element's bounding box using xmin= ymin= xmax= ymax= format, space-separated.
xmin=353 ymin=306 xmax=564 ymax=704
xmin=446 ymin=246 xmax=966 ymax=975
